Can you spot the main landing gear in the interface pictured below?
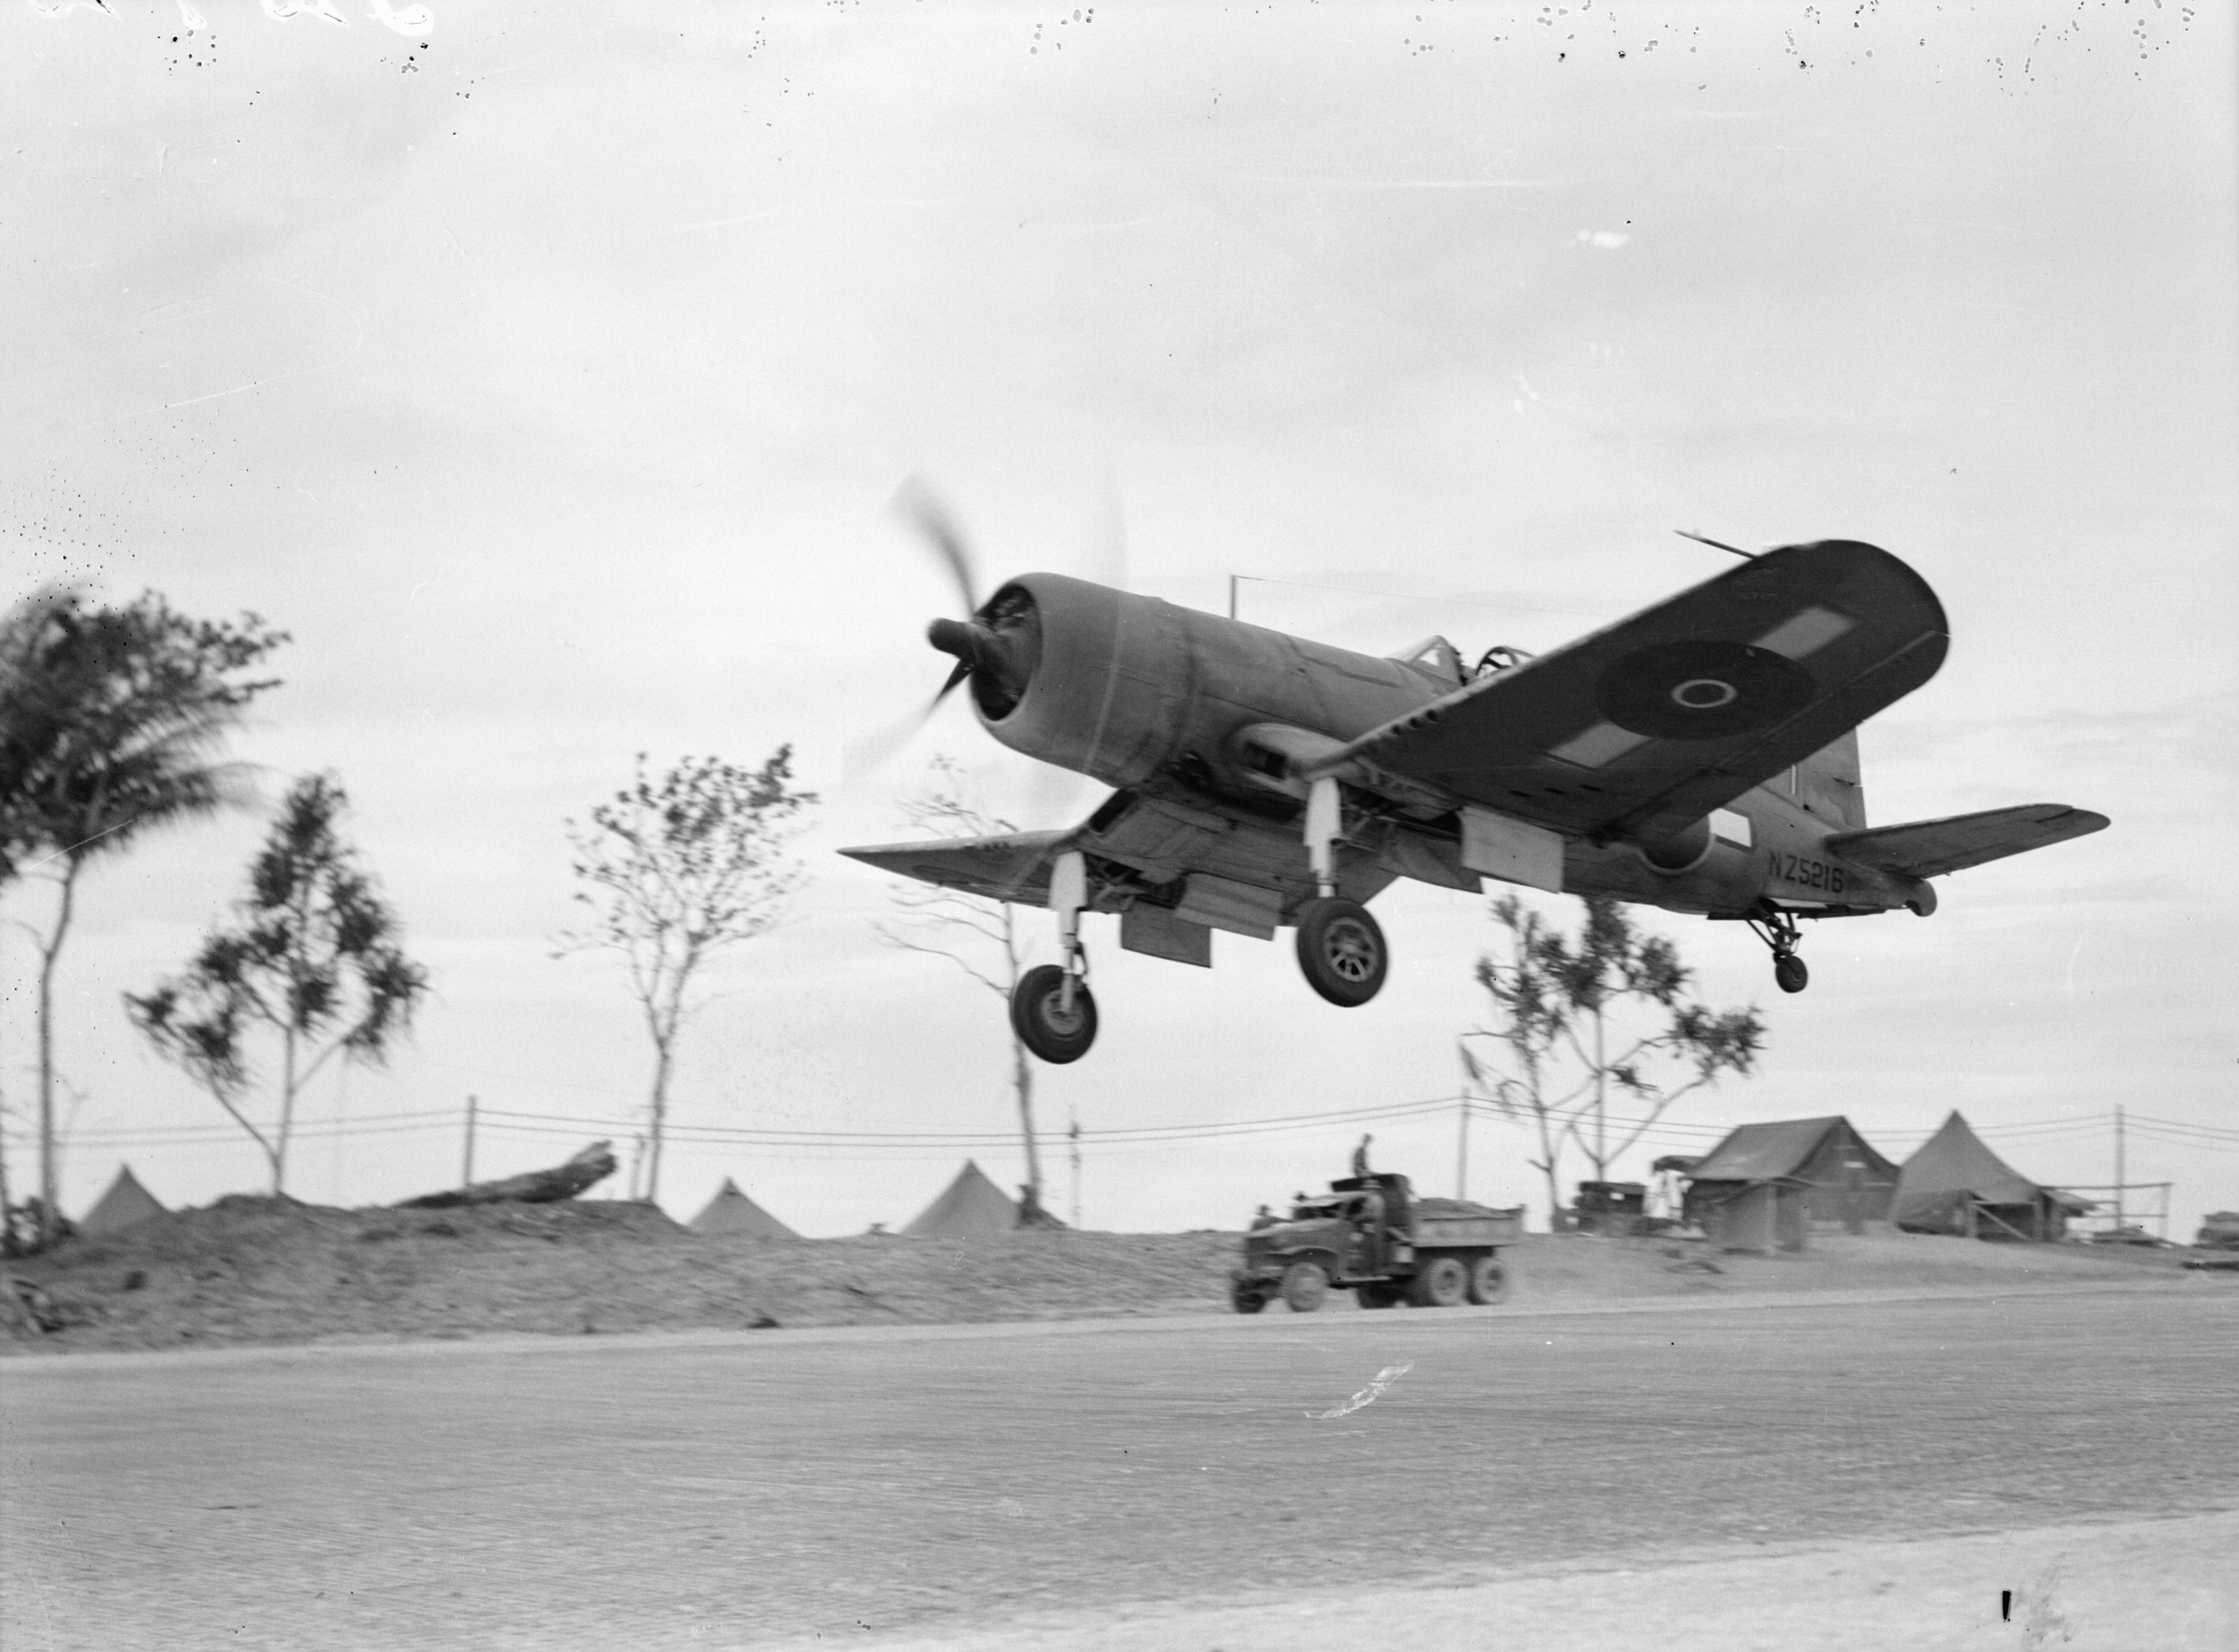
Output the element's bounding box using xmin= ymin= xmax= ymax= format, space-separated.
xmin=1747 ymin=908 xmax=1811 ymax=994
xmin=1295 ymin=898 xmax=1389 ymax=1007
xmin=1012 ymin=848 xmax=1099 ymax=1063
xmin=1293 ymin=777 xmax=1390 ymax=1009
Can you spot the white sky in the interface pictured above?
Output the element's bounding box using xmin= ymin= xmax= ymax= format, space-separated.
xmin=4 ymin=1 xmax=2234 ymax=1240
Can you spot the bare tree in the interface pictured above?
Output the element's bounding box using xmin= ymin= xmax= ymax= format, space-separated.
xmin=1 ymin=587 xmax=286 ymax=1242
xmin=556 ymin=749 xmax=814 ymax=1205
xmin=876 ymin=755 xmax=1049 ymax=1208
xmin=126 ymin=775 xmax=429 ymax=1194
xmin=1459 ymin=893 xmax=1764 ymax=1222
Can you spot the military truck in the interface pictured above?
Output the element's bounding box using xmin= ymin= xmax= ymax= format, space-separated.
xmin=1230 ymin=1173 xmax=1523 ymax=1312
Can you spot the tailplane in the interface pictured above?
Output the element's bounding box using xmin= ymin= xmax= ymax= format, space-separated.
xmin=1826 ymin=804 xmax=2108 ymax=881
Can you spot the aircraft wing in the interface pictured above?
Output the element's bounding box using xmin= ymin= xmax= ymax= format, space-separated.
xmin=837 ymin=828 xmax=1076 ymax=905
xmin=1318 ymin=540 xmax=1949 ymax=845
xmin=1825 ymin=804 xmax=2109 ymax=880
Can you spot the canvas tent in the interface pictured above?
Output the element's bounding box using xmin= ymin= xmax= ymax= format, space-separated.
xmin=689 ymin=1178 xmax=797 ymax=1239
xmin=1893 ymin=1111 xmax=2093 ymax=1241
xmin=78 ymin=1164 xmax=167 ymax=1236
xmin=900 ymin=1160 xmax=1017 ymax=1239
xmin=1682 ymin=1117 xmax=1900 ymax=1250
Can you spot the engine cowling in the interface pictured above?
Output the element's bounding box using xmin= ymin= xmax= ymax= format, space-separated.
xmin=968 ymin=574 xmax=1191 ymax=790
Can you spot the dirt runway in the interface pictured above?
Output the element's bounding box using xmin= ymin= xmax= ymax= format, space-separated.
xmin=4 ymin=1284 xmax=2234 ymax=1649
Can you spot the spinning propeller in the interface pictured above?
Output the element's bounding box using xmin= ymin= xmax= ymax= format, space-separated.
xmin=845 ymin=474 xmax=1127 ymax=796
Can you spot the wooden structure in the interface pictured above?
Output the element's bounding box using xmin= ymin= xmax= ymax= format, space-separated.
xmin=1682 ymin=1116 xmax=1900 ymax=1248
xmin=395 ymin=1141 xmax=616 ymax=1209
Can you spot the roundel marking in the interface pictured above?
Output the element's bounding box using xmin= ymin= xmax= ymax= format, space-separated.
xmin=1594 ymin=640 xmax=1815 ymax=739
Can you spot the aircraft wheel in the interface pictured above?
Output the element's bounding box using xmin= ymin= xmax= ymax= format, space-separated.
xmin=1010 ymin=965 xmax=1099 ymax=1064
xmin=1279 ymin=1262 xmax=1330 ymax=1313
xmin=1294 ymin=898 xmax=1389 ymax=1007
xmin=1409 ymin=1255 xmax=1470 ymax=1308
xmin=1466 ymin=1255 xmax=1510 ymax=1306
xmin=1773 ymin=954 xmax=1809 ymax=994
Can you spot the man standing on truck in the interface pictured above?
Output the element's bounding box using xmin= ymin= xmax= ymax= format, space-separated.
xmin=1352 ymin=1134 xmax=1374 ymax=1177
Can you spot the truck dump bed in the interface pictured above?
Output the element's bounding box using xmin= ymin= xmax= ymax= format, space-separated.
xmin=1411 ymin=1197 xmax=1524 ymax=1248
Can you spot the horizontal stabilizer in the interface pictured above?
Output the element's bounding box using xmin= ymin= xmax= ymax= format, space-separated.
xmin=1826 ymin=805 xmax=2108 ymax=881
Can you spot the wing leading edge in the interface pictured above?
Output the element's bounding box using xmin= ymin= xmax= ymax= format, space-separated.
xmin=838 ymin=828 xmax=1076 ymax=905
xmin=1317 ymin=540 xmax=1949 ymax=845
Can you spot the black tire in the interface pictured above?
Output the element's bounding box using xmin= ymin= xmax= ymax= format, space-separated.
xmin=1293 ymin=898 xmax=1389 ymax=1008
xmin=1409 ymin=1254 xmax=1469 ymax=1308
xmin=1356 ymin=1283 xmax=1403 ymax=1310
xmin=1465 ymin=1255 xmax=1510 ymax=1306
xmin=1230 ymin=1276 xmax=1268 ymax=1315
xmin=1774 ymin=953 xmax=1809 ymax=994
xmin=1279 ymin=1261 xmax=1330 ymax=1313
xmin=1010 ymin=965 xmax=1099 ymax=1063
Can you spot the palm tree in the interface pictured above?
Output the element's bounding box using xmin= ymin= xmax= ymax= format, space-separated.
xmin=0 ymin=589 xmax=286 ymax=1244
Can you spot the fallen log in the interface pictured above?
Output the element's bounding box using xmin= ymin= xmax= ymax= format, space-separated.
xmin=394 ymin=1141 xmax=617 ymax=1209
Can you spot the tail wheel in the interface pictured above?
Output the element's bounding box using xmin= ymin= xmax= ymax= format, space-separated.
xmin=1294 ymin=898 xmax=1389 ymax=1007
xmin=1465 ymin=1255 xmax=1510 ymax=1305
xmin=1010 ymin=965 xmax=1099 ymax=1063
xmin=1409 ymin=1254 xmax=1469 ymax=1308
xmin=1774 ymin=953 xmax=1809 ymax=994
xmin=1279 ymin=1261 xmax=1330 ymax=1313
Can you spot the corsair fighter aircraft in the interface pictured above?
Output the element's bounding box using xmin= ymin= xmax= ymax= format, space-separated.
xmin=842 ymin=510 xmax=2108 ymax=1065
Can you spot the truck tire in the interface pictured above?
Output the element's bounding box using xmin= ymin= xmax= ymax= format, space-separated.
xmin=1280 ymin=1261 xmax=1330 ymax=1313
xmin=1356 ymin=1283 xmax=1403 ymax=1310
xmin=1466 ymin=1255 xmax=1510 ymax=1306
xmin=1230 ymin=1276 xmax=1268 ymax=1315
xmin=1409 ymin=1254 xmax=1468 ymax=1308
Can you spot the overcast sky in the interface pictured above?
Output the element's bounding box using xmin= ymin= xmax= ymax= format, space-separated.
xmin=4 ymin=1 xmax=2234 ymax=1240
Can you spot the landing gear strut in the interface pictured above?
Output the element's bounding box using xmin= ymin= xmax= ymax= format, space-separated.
xmin=1747 ymin=908 xmax=1810 ymax=994
xmin=1014 ymin=850 xmax=1099 ymax=1062
xmin=1293 ymin=777 xmax=1391 ymax=1007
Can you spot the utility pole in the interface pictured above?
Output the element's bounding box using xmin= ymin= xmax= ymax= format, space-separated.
xmin=1456 ymin=1093 xmax=1470 ymax=1200
xmin=1068 ymin=1106 xmax=1082 ymax=1230
xmin=2113 ymin=1103 xmax=2125 ymax=1231
xmin=462 ymin=1094 xmax=478 ymax=1188
xmin=1228 ymin=574 xmax=1240 ymax=621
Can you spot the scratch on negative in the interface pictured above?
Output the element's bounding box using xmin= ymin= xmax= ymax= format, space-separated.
xmin=1307 ymin=1361 xmax=1413 ymax=1420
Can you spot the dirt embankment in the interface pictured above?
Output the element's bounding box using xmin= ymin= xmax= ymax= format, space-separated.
xmin=1 ymin=1194 xmax=2206 ymax=1357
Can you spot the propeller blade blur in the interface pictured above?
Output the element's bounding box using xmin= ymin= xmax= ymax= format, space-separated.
xmin=893 ymin=477 xmax=982 ymax=615
xmin=842 ymin=664 xmax=971 ymax=785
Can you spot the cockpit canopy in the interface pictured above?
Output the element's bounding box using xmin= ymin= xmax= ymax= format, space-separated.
xmin=1388 ymin=636 xmax=1464 ymax=688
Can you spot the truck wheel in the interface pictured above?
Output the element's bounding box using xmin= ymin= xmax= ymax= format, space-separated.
xmin=1356 ymin=1283 xmax=1403 ymax=1309
xmin=1466 ymin=1256 xmax=1510 ymax=1306
xmin=1409 ymin=1255 xmax=1468 ymax=1308
xmin=1230 ymin=1276 xmax=1268 ymax=1315
xmin=1280 ymin=1261 xmax=1330 ymax=1313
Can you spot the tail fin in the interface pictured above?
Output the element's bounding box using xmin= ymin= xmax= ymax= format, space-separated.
xmin=1826 ymin=804 xmax=2108 ymax=881
xmin=1790 ymin=730 xmax=1866 ymax=831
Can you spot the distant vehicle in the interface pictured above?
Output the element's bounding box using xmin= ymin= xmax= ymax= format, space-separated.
xmin=2088 ymin=1224 xmax=2169 ymax=1248
xmin=2195 ymin=1212 xmax=2239 ymax=1253
xmin=844 ymin=502 xmax=2110 ymax=1064
xmin=1228 ymin=1173 xmax=1522 ymax=1313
